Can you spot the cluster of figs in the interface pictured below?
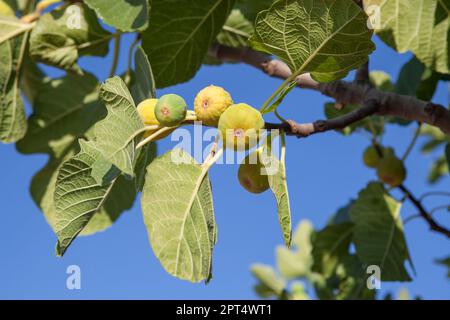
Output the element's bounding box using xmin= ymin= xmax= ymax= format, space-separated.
xmin=363 ymin=145 xmax=407 ymax=187
xmin=136 ymin=85 xmax=270 ymax=194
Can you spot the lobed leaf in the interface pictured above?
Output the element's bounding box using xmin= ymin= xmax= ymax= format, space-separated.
xmin=364 ymin=0 xmax=450 ymax=74
xmin=250 ymin=0 xmax=375 ymax=82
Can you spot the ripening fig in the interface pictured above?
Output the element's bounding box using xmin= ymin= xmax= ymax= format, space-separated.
xmin=363 ymin=146 xmax=394 ymax=168
xmin=376 ymin=155 xmax=406 ymax=187
xmin=136 ymin=98 xmax=174 ymax=140
xmin=194 ymin=85 xmax=233 ymax=126
xmin=218 ymin=103 xmax=265 ymax=151
xmin=238 ymin=152 xmax=269 ymax=194
xmin=154 ymin=94 xmax=187 ymax=127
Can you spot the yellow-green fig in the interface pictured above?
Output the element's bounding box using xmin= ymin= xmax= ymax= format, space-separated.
xmin=238 ymin=152 xmax=269 ymax=194
xmin=137 ymin=98 xmax=174 ymax=140
xmin=376 ymin=155 xmax=406 ymax=187
xmin=154 ymin=94 xmax=187 ymax=127
xmin=194 ymin=85 xmax=233 ymax=126
xmin=218 ymin=103 xmax=265 ymax=151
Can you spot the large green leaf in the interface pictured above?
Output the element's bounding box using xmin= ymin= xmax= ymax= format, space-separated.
xmin=142 ymin=0 xmax=234 ymax=88
xmin=131 ymin=45 xmax=156 ymax=104
xmin=29 ymin=3 xmax=111 ymax=74
xmin=250 ymin=0 xmax=375 ymax=82
xmin=365 ymin=0 xmax=450 ymax=74
xmin=0 ymin=32 xmax=27 ymax=143
xmin=312 ymin=223 xmax=354 ymax=278
xmin=16 ymin=73 xmax=104 ymax=157
xmin=259 ymin=142 xmax=292 ymax=247
xmin=141 ymin=149 xmax=217 ymax=282
xmin=90 ymin=76 xmax=144 ymax=177
xmin=0 ymin=15 xmax=34 ymax=43
xmin=84 ymin=0 xmax=149 ymax=32
xmin=54 ymin=140 xmax=137 ymax=256
xmin=349 ymin=182 xmax=413 ymax=281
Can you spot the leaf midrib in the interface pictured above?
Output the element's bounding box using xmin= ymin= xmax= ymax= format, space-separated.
xmin=174 ymin=167 xmax=209 ymax=275
xmin=291 ymin=5 xmax=362 ymax=77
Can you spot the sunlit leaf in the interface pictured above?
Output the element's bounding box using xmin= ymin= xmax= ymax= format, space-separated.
xmin=250 ymin=0 xmax=375 ymax=82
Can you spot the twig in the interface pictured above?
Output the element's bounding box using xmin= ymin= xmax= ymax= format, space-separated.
xmin=420 ymin=191 xmax=450 ymax=201
xmin=398 ymin=184 xmax=450 ymax=239
xmin=265 ymin=99 xmax=379 ymax=137
xmin=208 ymin=44 xmax=450 ymax=135
xmin=20 ymin=0 xmax=62 ymax=23
xmin=402 ymin=123 xmax=422 ymax=161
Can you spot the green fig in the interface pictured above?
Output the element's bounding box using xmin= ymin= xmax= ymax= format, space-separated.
xmin=218 ymin=103 xmax=265 ymax=151
xmin=154 ymin=94 xmax=187 ymax=127
xmin=238 ymin=152 xmax=269 ymax=194
xmin=136 ymin=98 xmax=175 ymax=140
xmin=376 ymin=155 xmax=406 ymax=187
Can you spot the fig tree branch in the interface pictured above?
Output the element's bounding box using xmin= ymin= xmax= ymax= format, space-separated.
xmin=265 ymin=99 xmax=379 ymax=137
xmin=208 ymin=44 xmax=450 ymax=135
xmin=398 ymin=184 xmax=450 ymax=239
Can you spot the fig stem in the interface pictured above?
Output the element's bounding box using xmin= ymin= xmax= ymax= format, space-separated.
xmin=401 ymin=122 xmax=422 ymax=162
xmin=203 ymin=135 xmax=221 ymax=166
xmin=136 ymin=126 xmax=173 ymax=149
xmin=260 ymin=73 xmax=298 ymax=113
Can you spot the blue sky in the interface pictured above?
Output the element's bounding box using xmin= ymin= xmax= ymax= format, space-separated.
xmin=0 ymin=34 xmax=449 ymax=299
